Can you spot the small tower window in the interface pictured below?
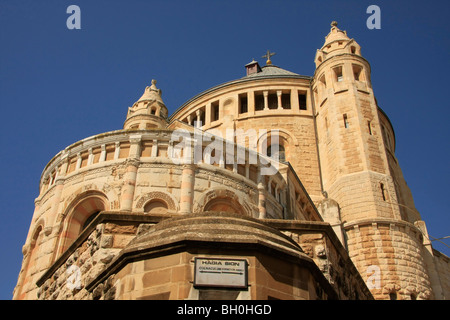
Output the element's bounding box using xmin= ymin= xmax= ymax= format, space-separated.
xmin=351 ymin=46 xmax=356 ymax=54
xmin=368 ymin=120 xmax=372 ymax=135
xmin=353 ymin=64 xmax=364 ymax=81
xmin=334 ymin=66 xmax=343 ymax=82
xmin=319 ymin=74 xmax=327 ymax=87
xmin=380 ymin=183 xmax=387 ymax=201
xmin=389 ymin=292 xmax=397 ymax=300
xmin=343 ymin=114 xmax=349 ymax=128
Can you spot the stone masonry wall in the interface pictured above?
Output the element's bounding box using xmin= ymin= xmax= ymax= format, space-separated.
xmin=345 ymin=221 xmax=432 ymax=300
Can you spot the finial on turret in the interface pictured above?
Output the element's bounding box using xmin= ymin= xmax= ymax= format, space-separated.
xmin=331 ymin=21 xmax=338 ymax=28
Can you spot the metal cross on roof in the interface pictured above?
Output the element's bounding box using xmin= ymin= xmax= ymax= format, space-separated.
xmin=262 ymin=50 xmax=276 ymax=65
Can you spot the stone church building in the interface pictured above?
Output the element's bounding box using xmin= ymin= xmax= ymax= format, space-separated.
xmin=13 ymin=22 xmax=449 ymax=300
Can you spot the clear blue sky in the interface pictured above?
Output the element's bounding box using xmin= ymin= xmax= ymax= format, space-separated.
xmin=0 ymin=0 xmax=449 ymax=299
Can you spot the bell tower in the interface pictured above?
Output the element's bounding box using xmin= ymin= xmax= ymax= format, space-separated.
xmin=312 ymin=22 xmax=434 ymax=299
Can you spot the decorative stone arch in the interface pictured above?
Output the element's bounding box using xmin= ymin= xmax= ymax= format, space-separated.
xmin=57 ymin=190 xmax=109 ymax=257
xmin=135 ymin=191 xmax=178 ymax=213
xmin=194 ymin=188 xmax=252 ymax=216
xmin=257 ymin=128 xmax=298 ymax=162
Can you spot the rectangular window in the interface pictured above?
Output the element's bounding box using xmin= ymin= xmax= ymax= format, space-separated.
xmin=212 ymin=101 xmax=219 ymax=121
xmin=239 ymin=94 xmax=248 ymax=114
xmin=353 ymin=64 xmax=364 ymax=81
xmin=368 ymin=120 xmax=372 ymax=135
xmin=268 ymin=92 xmax=277 ymax=109
xmin=298 ymin=93 xmax=307 ymax=110
xmin=255 ymin=92 xmax=264 ymax=111
xmin=334 ymin=66 xmax=343 ymax=82
xmin=282 ymin=93 xmax=291 ymax=109
xmin=343 ymin=114 xmax=349 ymax=128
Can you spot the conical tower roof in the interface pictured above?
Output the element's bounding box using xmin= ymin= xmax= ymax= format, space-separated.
xmin=136 ymin=79 xmax=164 ymax=104
xmin=322 ymin=21 xmax=350 ymax=49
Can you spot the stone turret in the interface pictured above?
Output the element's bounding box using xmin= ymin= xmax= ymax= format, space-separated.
xmin=123 ymin=79 xmax=168 ymax=130
xmin=312 ymin=21 xmax=433 ymax=300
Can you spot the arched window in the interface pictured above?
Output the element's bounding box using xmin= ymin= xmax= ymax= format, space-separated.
xmin=144 ymin=200 xmax=168 ymax=214
xmin=267 ymin=144 xmax=286 ymax=162
xmin=59 ymin=195 xmax=107 ymax=255
xmin=204 ymin=197 xmax=244 ymax=214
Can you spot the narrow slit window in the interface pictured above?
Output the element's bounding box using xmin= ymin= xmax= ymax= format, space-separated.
xmin=368 ymin=120 xmax=372 ymax=135
xmin=380 ymin=183 xmax=387 ymax=201
xmin=343 ymin=114 xmax=349 ymax=128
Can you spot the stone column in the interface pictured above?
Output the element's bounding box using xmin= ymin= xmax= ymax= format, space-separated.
xmin=120 ymin=136 xmax=141 ymax=211
xmin=258 ymin=182 xmax=266 ymax=219
xmin=100 ymin=144 xmax=106 ymax=162
xmin=114 ymin=142 xmax=120 ymax=160
xmin=248 ymin=91 xmax=255 ymax=116
xmin=292 ymin=89 xmax=300 ymax=113
xmin=75 ymin=152 xmax=82 ymax=170
xmin=277 ymin=90 xmax=282 ymax=109
xmin=179 ymin=164 xmax=195 ymax=214
xmin=205 ymin=102 xmax=211 ymax=127
xmin=263 ymin=91 xmax=269 ymax=110
xmin=87 ymin=148 xmax=94 ymax=166
xmin=151 ymin=139 xmax=158 ymax=157
xmin=196 ymin=109 xmax=202 ymax=128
